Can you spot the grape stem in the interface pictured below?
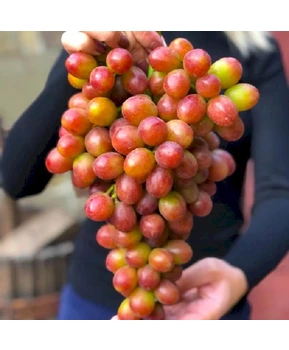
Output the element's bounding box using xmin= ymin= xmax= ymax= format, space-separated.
xmin=106 ymin=184 xmax=116 ymax=196
xmin=148 ymin=64 xmax=154 ymax=79
xmin=111 ymin=192 xmax=118 ymax=200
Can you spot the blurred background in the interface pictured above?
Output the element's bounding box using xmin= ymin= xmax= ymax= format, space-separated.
xmin=0 ymin=32 xmax=86 ymax=320
xmin=0 ymin=31 xmax=86 ymax=220
xmin=0 ymin=31 xmax=289 ymax=320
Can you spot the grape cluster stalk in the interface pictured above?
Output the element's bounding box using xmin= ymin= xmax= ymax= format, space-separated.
xmin=45 ymin=36 xmax=260 ymax=320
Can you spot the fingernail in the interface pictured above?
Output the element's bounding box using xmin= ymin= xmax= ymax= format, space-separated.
xmin=95 ymin=40 xmax=107 ymax=54
xmin=136 ymin=59 xmax=149 ymax=74
xmin=148 ymin=40 xmax=162 ymax=53
xmin=118 ymin=34 xmax=129 ymax=49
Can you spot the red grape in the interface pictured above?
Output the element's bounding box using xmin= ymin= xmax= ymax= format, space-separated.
xmin=191 ymin=144 xmax=213 ymax=170
xmin=140 ymin=213 xmax=166 ymax=240
xmin=112 ymin=125 xmax=145 ymax=155
xmin=57 ymin=133 xmax=85 ymax=159
xmin=146 ymin=166 xmax=174 ymax=198
xmin=196 ymin=73 xmax=222 ymax=98
xmin=137 ymin=265 xmax=161 ymax=291
xmin=215 ymin=116 xmax=245 ymax=141
xmin=109 ymin=202 xmax=137 ymax=232
xmin=109 ymin=117 xmax=130 ymax=139
xmin=135 ymin=191 xmax=159 ymax=216
xmin=86 ymin=97 xmax=118 ymax=127
xmin=113 ymin=226 xmax=142 ymax=249
xmin=174 ymin=150 xmax=198 ymax=179
xmin=213 ymin=149 xmax=236 ymax=176
xmin=68 ymin=92 xmax=89 ymax=109
xmin=121 ymin=66 xmax=149 ymax=95
xmin=168 ymin=210 xmax=194 ymax=236
xmin=58 ymin=126 xmax=70 ymax=138
xmin=148 ymin=248 xmax=175 ymax=273
xmin=122 ymin=94 xmax=158 ymax=126
xmin=163 ymin=240 xmax=193 ymax=265
xmin=124 ymin=148 xmax=156 ymax=183
xmin=84 ymin=127 xmax=113 ymax=157
xmin=207 ymin=95 xmax=238 ymax=127
xmin=198 ymin=180 xmax=217 ymax=197
xmin=155 ymin=141 xmax=184 ymax=169
xmin=45 ymin=148 xmax=73 ymax=174
xmin=68 ymin=73 xmax=87 ymax=89
xmin=82 ymin=82 xmax=110 ymax=100
xmin=65 ymin=52 xmax=97 ymax=80
xmin=157 ymin=94 xmax=179 ymax=122
xmin=163 ymin=69 xmax=191 ymax=99
xmin=89 ymin=179 xmax=112 ymax=195
xmin=106 ymin=247 xmax=127 ymax=274
xmin=166 ymin=119 xmax=194 ymax=149
xmin=90 ymin=66 xmax=115 ymax=94
xmin=115 ymin=173 xmax=143 ymax=205
xmin=137 ymin=116 xmax=168 ymax=147
xmin=183 ymin=49 xmax=212 ymax=78
xmin=177 ymin=94 xmax=207 ymax=124
xmin=224 ymin=83 xmax=260 ymax=111
xmin=191 ymin=115 xmax=214 ymax=137
xmin=110 ymin=76 xmax=131 ymax=107
xmin=96 ymin=224 xmax=118 ymax=249
xmin=203 ymin=132 xmax=220 ymax=151
xmin=93 ymin=152 xmax=124 ymax=180
xmin=162 ymin=265 xmax=183 ymax=282
xmin=113 ymin=265 xmax=138 ymax=297
xmin=144 ymin=303 xmax=165 ymax=320
xmin=148 ymin=71 xmax=167 ymax=97
xmin=188 ymin=190 xmax=213 ymax=217
xmin=106 ymin=48 xmax=133 ymax=74
xmin=209 ymin=57 xmax=243 ymax=89
xmin=118 ymin=298 xmax=140 ymax=320
xmin=72 ymin=152 xmax=96 ymax=188
xmin=208 ymin=151 xmax=229 ymax=182
xmin=148 ymin=47 xmax=181 ymax=72
xmin=154 ymin=279 xmax=180 ymax=305
xmin=144 ymin=227 xmax=169 ymax=249
xmin=85 ymin=192 xmax=115 ymax=221
xmin=125 ymin=242 xmax=152 ymax=268
xmin=129 ymin=287 xmax=155 ymax=318
xmin=158 ymin=191 xmax=187 ymax=221
xmin=61 ymin=108 xmax=92 ymax=136
xmin=168 ymin=37 xmax=194 ymax=60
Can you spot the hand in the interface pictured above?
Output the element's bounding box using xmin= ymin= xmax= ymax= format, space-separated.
xmin=61 ymin=31 xmax=164 ymax=66
xmin=164 ymin=258 xmax=248 ymax=320
xmin=111 ymin=258 xmax=248 ymax=320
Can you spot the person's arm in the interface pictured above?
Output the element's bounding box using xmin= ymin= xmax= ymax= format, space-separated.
xmin=1 ymin=49 xmax=78 ymax=199
xmin=223 ymin=38 xmax=289 ymax=290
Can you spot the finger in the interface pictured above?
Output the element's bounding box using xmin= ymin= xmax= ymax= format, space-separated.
xmin=111 ymin=315 xmax=119 ymax=320
xmin=84 ymin=31 xmax=127 ymax=49
xmin=61 ymin=31 xmax=100 ymax=55
xmin=178 ymin=298 xmax=222 ymax=320
xmin=163 ymin=289 xmax=199 ymax=320
xmin=120 ymin=31 xmax=164 ymax=65
xmin=176 ymin=258 xmax=221 ymax=295
xmin=133 ymin=31 xmax=164 ymax=53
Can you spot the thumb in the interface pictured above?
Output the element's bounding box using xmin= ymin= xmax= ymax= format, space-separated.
xmin=176 ymin=258 xmax=220 ymax=294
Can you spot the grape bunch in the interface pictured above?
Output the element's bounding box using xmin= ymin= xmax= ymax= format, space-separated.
xmin=45 ymin=36 xmax=260 ymax=320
